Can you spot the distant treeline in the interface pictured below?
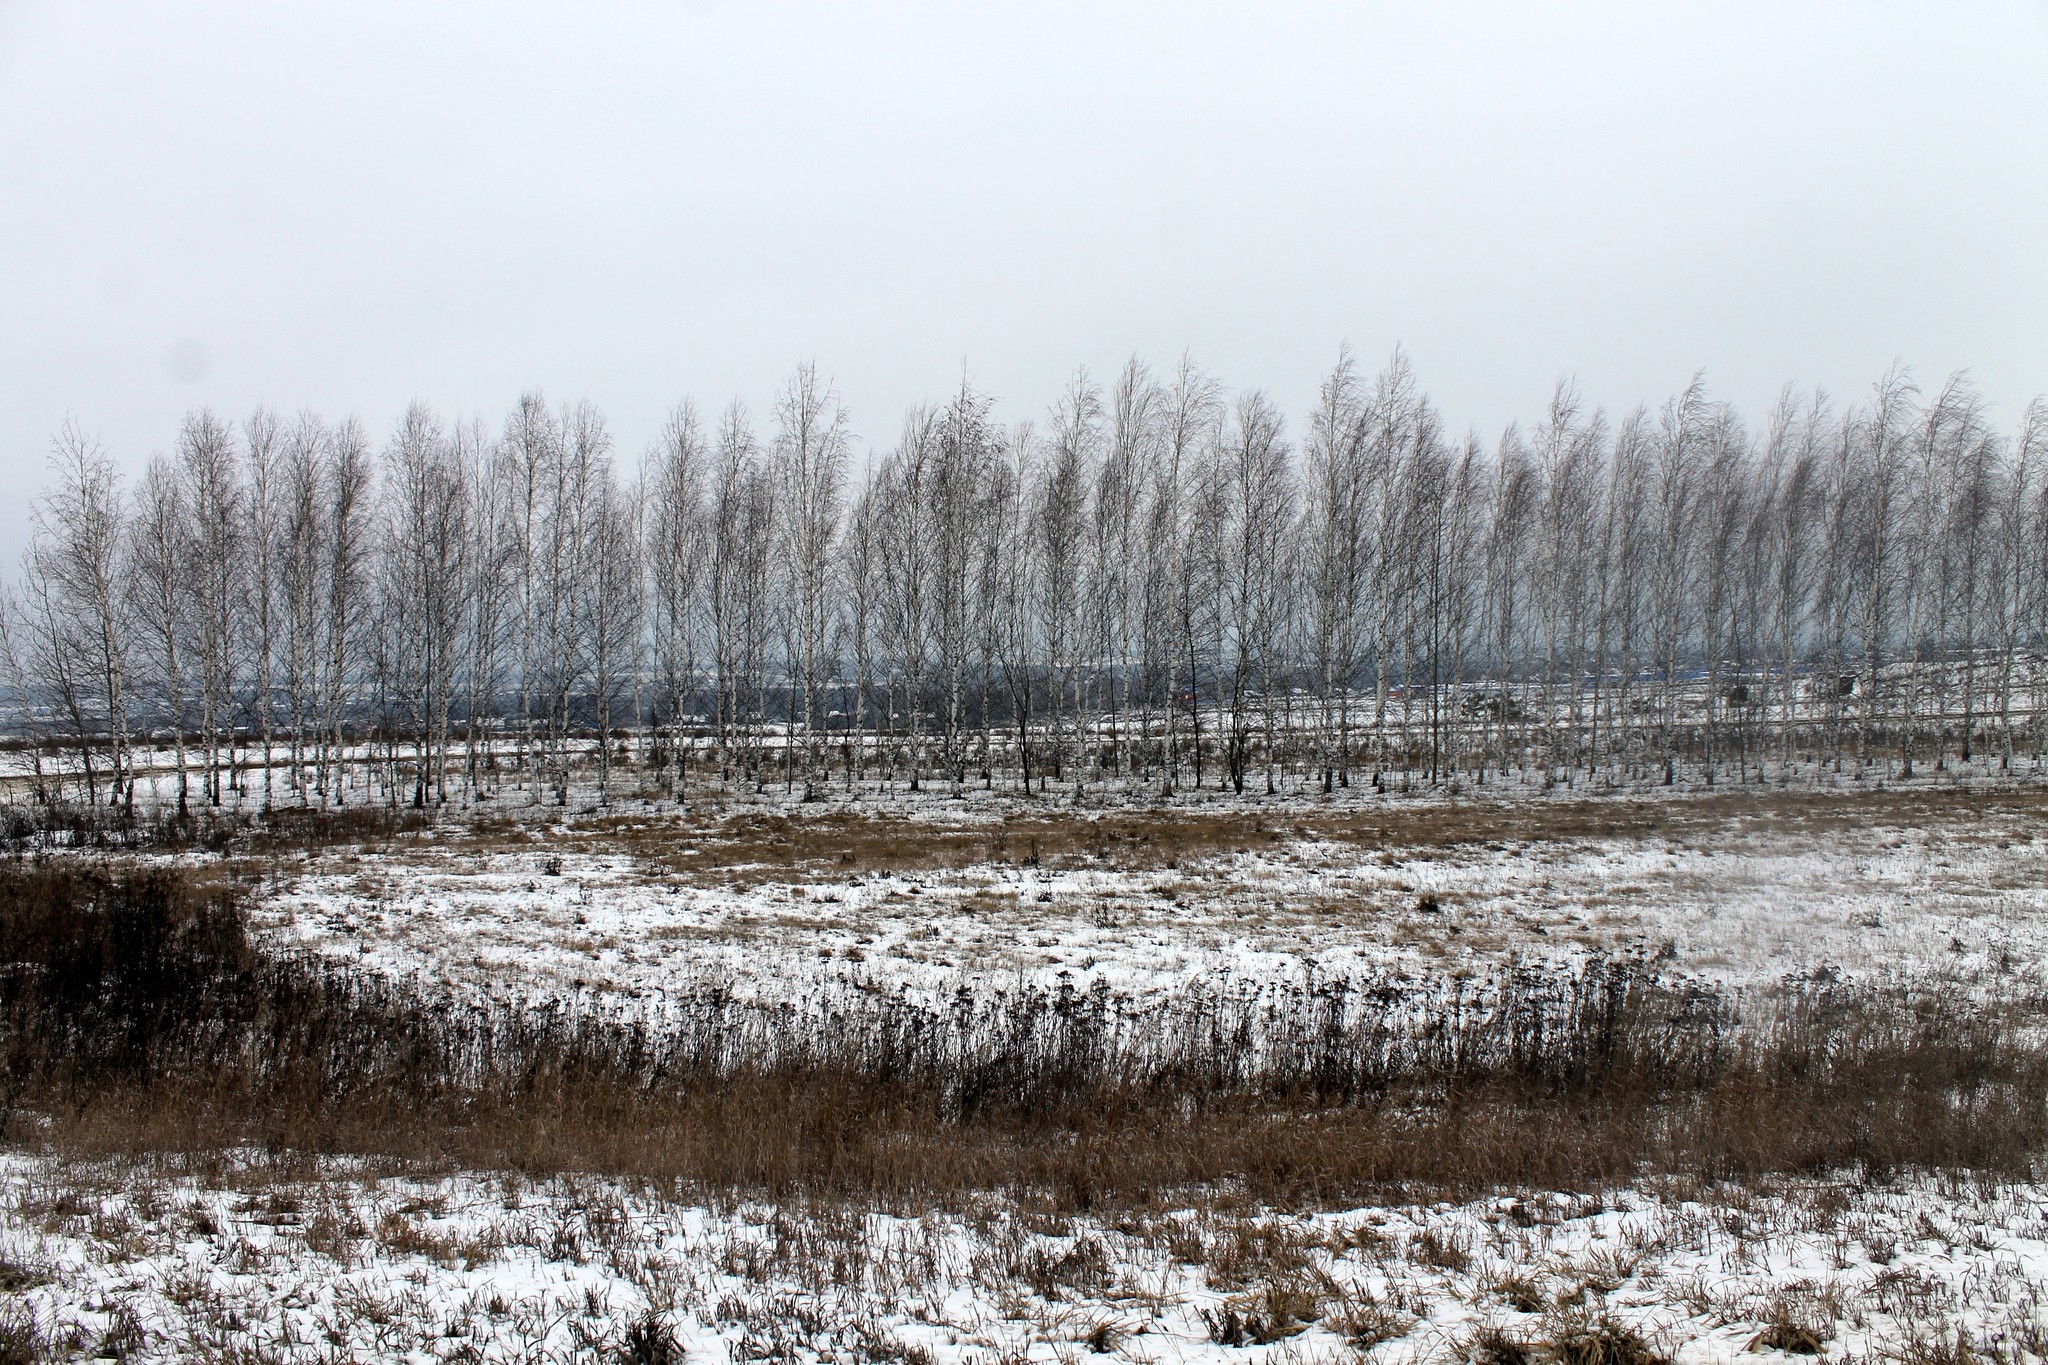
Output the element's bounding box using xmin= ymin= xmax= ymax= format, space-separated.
xmin=6 ymin=352 xmax=2046 ymax=809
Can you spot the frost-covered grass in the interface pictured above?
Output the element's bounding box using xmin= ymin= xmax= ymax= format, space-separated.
xmin=2 ymin=1152 xmax=2044 ymax=1364
xmin=6 ymin=776 xmax=2048 ymax=1361
xmin=254 ymin=777 xmax=2048 ymax=1013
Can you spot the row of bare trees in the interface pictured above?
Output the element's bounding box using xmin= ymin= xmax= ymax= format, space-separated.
xmin=8 ymin=353 xmax=2048 ymax=811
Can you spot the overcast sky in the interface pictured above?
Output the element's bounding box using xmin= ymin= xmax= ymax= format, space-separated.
xmin=4 ymin=2 xmax=2047 ymax=562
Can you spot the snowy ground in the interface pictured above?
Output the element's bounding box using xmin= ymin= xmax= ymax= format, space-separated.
xmin=9 ymin=775 xmax=2048 ymax=1361
xmin=2 ymin=1151 xmax=2043 ymax=1364
xmin=253 ymin=776 xmax=2048 ymax=1013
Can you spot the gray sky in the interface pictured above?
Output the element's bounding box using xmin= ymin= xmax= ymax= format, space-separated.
xmin=4 ymin=1 xmax=2047 ymax=562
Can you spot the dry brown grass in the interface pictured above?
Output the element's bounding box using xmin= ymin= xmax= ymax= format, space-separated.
xmin=3 ymin=862 xmax=2044 ymax=1213
xmin=14 ymin=769 xmax=2047 ymax=896
xmin=479 ymin=782 xmax=2048 ymax=888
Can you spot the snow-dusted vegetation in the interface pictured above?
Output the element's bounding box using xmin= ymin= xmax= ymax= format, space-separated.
xmin=6 ymin=360 xmax=2048 ymax=1362
xmin=3 ymin=1153 xmax=2045 ymax=1365
xmin=259 ymin=780 xmax=2048 ymax=1009
xmin=1 ymin=771 xmax=2045 ymax=1362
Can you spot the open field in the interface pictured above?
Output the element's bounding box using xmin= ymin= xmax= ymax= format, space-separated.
xmin=3 ymin=775 xmax=2046 ymax=1362
xmin=247 ymin=777 xmax=2048 ymax=1009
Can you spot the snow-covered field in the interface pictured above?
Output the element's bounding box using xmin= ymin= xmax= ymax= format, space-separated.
xmin=3 ymin=1152 xmax=2043 ymax=1364
xmin=256 ymin=777 xmax=2048 ymax=1012
xmin=8 ymin=775 xmax=2048 ymax=1362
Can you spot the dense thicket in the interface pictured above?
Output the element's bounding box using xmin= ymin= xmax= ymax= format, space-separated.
xmin=8 ymin=353 xmax=2047 ymax=809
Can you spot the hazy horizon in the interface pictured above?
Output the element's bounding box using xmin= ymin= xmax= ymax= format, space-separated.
xmin=5 ymin=1 xmax=2047 ymax=561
